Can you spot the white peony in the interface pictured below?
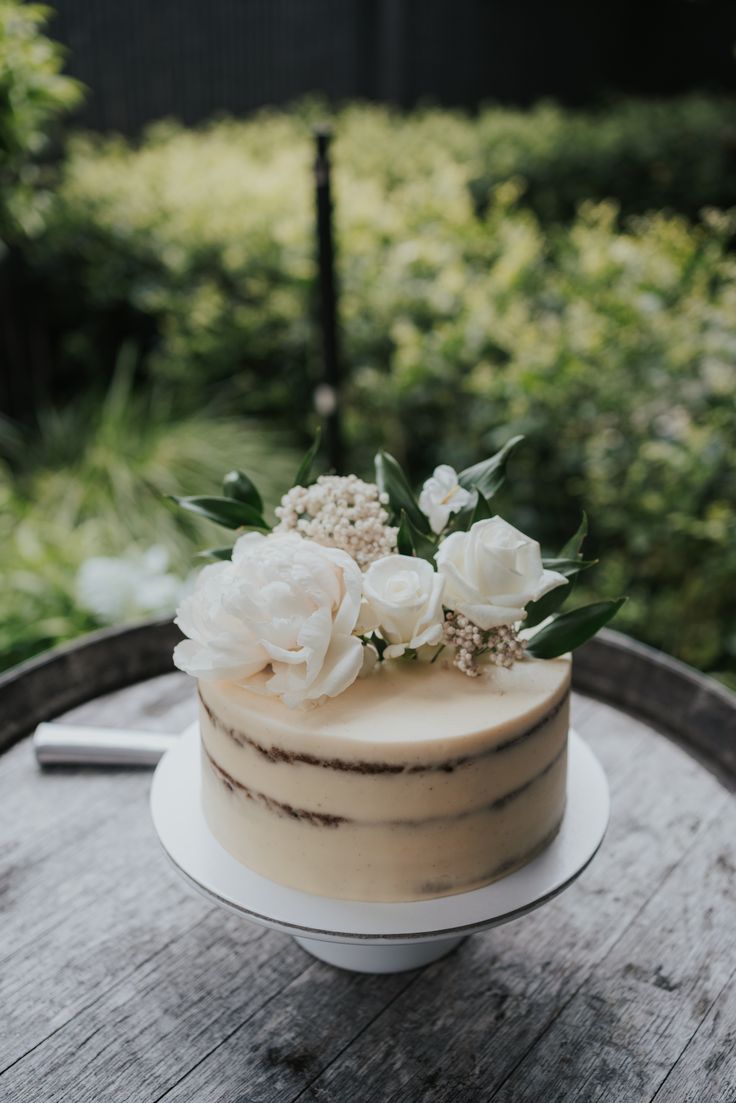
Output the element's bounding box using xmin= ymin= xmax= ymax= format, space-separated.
xmin=435 ymin=517 xmax=567 ymax=630
xmin=173 ymin=531 xmax=365 ymax=708
xmin=418 ymin=464 xmax=474 ymax=535
xmin=361 ymin=554 xmax=445 ymax=659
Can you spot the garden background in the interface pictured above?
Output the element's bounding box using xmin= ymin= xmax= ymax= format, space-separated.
xmin=1 ymin=1 xmax=735 ymax=686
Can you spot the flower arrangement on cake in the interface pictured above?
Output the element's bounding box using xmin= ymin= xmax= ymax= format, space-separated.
xmin=168 ymin=434 xmax=624 ymax=901
xmin=171 ymin=434 xmax=624 ymax=708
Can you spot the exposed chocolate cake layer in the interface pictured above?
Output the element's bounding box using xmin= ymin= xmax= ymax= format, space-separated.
xmin=199 ymin=686 xmax=569 ymax=776
xmin=204 ymin=747 xmax=346 ymax=827
xmin=204 ymin=738 xmax=566 ymax=827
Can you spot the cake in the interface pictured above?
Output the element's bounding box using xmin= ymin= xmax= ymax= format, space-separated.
xmin=197 ymin=657 xmax=570 ymax=901
xmin=172 ymin=438 xmax=622 ymax=903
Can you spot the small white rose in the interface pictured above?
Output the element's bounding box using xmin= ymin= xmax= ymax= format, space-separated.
xmin=362 ymin=554 xmax=445 ymax=659
xmin=436 ymin=516 xmax=567 ymax=630
xmin=173 ymin=531 xmax=365 ymax=708
xmin=418 ymin=464 xmax=474 ymax=535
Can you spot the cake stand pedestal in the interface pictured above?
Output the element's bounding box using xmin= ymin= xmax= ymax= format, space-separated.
xmin=150 ymin=726 xmax=609 ymax=974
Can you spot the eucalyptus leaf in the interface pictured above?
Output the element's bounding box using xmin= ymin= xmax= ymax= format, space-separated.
xmin=222 ymin=469 xmax=263 ymax=514
xmin=457 ymin=435 xmax=524 ymax=499
xmin=293 ymin=429 xmax=321 ymax=488
xmin=375 ymin=451 xmax=429 ymax=533
xmin=559 ymin=511 xmax=588 ymax=559
xmin=170 ymin=495 xmax=270 ymax=531
xmin=526 ymin=598 xmax=627 ymax=659
xmin=195 ymin=546 xmax=234 ymax=561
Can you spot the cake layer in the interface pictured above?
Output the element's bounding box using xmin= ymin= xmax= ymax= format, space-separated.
xmin=200 ymin=657 xmax=570 ymax=762
xmin=198 ymin=656 xmax=571 ymax=901
xmin=199 ymin=684 xmax=569 ymax=821
xmin=201 ymin=739 xmax=567 ymax=900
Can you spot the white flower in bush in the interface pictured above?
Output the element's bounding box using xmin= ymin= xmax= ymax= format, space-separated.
xmin=173 ymin=531 xmax=364 ymax=708
xmin=76 ymin=545 xmax=187 ymax=623
xmin=418 ymin=464 xmax=473 ymax=534
xmin=436 ymin=517 xmax=567 ymax=629
xmin=361 ymin=554 xmax=445 ymax=658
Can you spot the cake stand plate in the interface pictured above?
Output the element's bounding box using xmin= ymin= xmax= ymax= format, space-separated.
xmin=150 ymin=725 xmax=609 ymax=974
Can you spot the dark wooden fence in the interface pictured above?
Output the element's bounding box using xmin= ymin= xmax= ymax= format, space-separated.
xmin=49 ymin=0 xmax=736 ymax=135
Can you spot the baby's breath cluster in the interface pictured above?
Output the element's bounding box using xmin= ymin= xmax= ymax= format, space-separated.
xmin=274 ymin=475 xmax=398 ymax=570
xmin=443 ymin=611 xmax=526 ymax=677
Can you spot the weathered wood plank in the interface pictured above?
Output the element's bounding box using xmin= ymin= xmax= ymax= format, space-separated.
xmin=488 ymin=799 xmax=736 ymax=1102
xmin=0 ymin=674 xmax=198 ymax=1070
xmin=157 ymin=954 xmax=422 ymax=1103
xmin=574 ymin=630 xmax=736 ymax=787
xmin=0 ymin=619 xmax=182 ymax=752
xmin=652 ymin=964 xmax=736 ymax=1103
xmin=3 ymin=915 xmax=310 ymax=1103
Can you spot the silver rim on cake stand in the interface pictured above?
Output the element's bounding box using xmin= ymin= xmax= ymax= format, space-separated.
xmin=150 ymin=724 xmax=609 ymax=974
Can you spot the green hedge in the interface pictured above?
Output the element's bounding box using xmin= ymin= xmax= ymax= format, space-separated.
xmin=0 ymin=1 xmax=82 ymax=242
xmin=468 ymin=96 xmax=736 ymax=222
xmin=16 ymin=100 xmax=736 ymax=682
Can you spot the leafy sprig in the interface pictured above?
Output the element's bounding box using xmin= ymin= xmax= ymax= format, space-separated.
xmin=524 ymin=512 xmax=625 ymax=655
xmin=171 ymin=431 xmax=625 ymax=657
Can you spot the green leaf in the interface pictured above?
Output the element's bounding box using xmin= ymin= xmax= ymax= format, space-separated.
xmin=195 ymin=546 xmax=234 ymax=561
xmin=559 ymin=512 xmax=588 ymax=559
xmin=170 ymin=495 xmax=270 ymax=531
xmin=396 ymin=512 xmax=415 ymax=556
xmin=457 ymin=435 xmax=524 ymax=499
xmin=397 ymin=510 xmax=437 ymax=561
xmin=375 ymin=451 xmax=429 ymax=533
xmin=525 ymin=519 xmax=594 ymax=627
xmin=293 ymin=429 xmax=321 ymax=487
xmin=524 ymin=577 xmax=575 ymax=629
xmin=526 ymin=598 xmax=627 ymax=659
xmin=542 ymin=556 xmax=597 ymax=578
xmin=470 ymin=488 xmax=494 ymax=524
xmin=448 ymin=487 xmax=495 ymax=534
xmin=222 ymin=469 xmax=263 ymax=514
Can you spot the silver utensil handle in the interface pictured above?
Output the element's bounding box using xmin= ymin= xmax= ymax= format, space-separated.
xmin=33 ymin=723 xmax=178 ymax=766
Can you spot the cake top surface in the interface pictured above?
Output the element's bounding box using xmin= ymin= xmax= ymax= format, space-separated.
xmin=200 ymin=654 xmax=570 ymax=761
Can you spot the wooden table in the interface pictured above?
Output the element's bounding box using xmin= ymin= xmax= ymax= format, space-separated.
xmin=1 ymin=626 xmax=735 ymax=1103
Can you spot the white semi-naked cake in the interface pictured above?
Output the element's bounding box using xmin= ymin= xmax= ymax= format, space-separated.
xmin=197 ymin=657 xmax=570 ymax=901
xmin=172 ymin=440 xmax=621 ymax=905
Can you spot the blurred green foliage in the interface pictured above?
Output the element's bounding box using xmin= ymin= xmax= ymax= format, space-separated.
xmin=468 ymin=96 xmax=736 ymax=222
xmin=0 ymin=1 xmax=82 ymax=241
xmin=5 ymin=98 xmax=736 ymax=683
xmin=0 ymin=364 xmax=297 ymax=670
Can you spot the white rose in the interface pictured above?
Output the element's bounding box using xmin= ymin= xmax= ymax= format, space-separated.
xmin=435 ymin=517 xmax=567 ymax=629
xmin=173 ymin=531 xmax=364 ymax=708
xmin=362 ymin=554 xmax=445 ymax=659
xmin=418 ymin=464 xmax=474 ymax=534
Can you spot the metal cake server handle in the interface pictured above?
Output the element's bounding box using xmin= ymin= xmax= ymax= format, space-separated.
xmin=33 ymin=723 xmax=179 ymax=767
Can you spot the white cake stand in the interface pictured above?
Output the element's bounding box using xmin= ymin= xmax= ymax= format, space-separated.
xmin=150 ymin=725 xmax=609 ymax=974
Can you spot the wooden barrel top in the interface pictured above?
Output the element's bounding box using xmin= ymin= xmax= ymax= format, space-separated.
xmin=1 ymin=625 xmax=735 ymax=1102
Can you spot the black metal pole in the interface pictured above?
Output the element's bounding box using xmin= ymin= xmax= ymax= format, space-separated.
xmin=313 ymin=124 xmax=343 ymax=473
